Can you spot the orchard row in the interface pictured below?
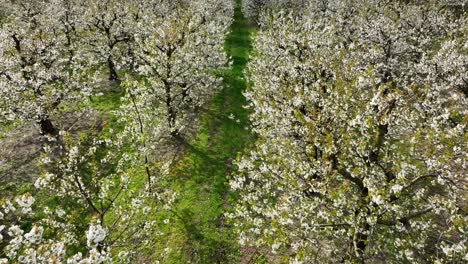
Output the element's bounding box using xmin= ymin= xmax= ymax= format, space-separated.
xmin=231 ymin=0 xmax=467 ymax=263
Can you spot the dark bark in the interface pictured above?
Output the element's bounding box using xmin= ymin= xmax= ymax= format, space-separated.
xmin=330 ymin=153 xmax=370 ymax=262
xmin=39 ymin=118 xmax=58 ymax=137
xmin=458 ymin=80 xmax=467 ymax=97
xmin=164 ymin=80 xmax=179 ymax=137
xmin=107 ymin=56 xmax=119 ymax=81
xmin=354 ymin=222 xmax=370 ymax=263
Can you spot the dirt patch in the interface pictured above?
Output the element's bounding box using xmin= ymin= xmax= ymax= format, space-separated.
xmin=0 ymin=123 xmax=42 ymax=185
xmin=0 ymin=109 xmax=104 ymax=186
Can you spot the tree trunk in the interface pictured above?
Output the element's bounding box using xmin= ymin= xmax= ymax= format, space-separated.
xmin=107 ymin=56 xmax=118 ymax=81
xmin=164 ymin=82 xmax=179 ymax=138
xmin=167 ymin=107 xmax=179 ymax=138
xmin=353 ymin=223 xmax=370 ymax=263
xmin=39 ymin=118 xmax=58 ymax=137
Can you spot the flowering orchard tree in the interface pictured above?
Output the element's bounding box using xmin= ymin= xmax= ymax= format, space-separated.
xmin=120 ymin=0 xmax=233 ymax=142
xmin=241 ymin=0 xmax=268 ymax=23
xmin=0 ymin=0 xmax=90 ymax=137
xmin=241 ymin=0 xmax=307 ymax=25
xmin=0 ymin=0 xmax=152 ymax=137
xmin=0 ymin=130 xmax=175 ymax=262
xmin=230 ymin=0 xmax=467 ymax=262
xmin=82 ymin=0 xmax=143 ymax=81
xmin=1 ymin=192 xmax=110 ymax=263
xmin=116 ymin=0 xmax=233 ymax=194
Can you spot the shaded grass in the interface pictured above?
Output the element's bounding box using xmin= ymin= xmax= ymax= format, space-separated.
xmin=161 ymin=1 xmax=255 ymax=263
xmin=88 ymin=83 xmax=124 ymax=112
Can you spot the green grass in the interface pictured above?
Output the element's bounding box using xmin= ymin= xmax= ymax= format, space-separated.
xmin=0 ymin=120 xmax=18 ymax=140
xmin=160 ymin=1 xmax=255 ymax=263
xmin=88 ymin=85 xmax=124 ymax=112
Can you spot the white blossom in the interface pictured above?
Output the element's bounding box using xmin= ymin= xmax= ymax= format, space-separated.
xmin=86 ymin=224 xmax=106 ymax=247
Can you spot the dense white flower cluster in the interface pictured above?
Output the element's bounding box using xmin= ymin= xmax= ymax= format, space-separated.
xmin=0 ymin=123 xmax=179 ymax=262
xmin=241 ymin=0 xmax=307 ymax=25
xmin=119 ymin=0 xmax=233 ymax=142
xmin=231 ymin=0 xmax=467 ymax=262
xmin=0 ymin=0 xmax=96 ymax=136
xmin=86 ymin=224 xmax=106 ymax=248
xmin=15 ymin=193 xmax=34 ymax=214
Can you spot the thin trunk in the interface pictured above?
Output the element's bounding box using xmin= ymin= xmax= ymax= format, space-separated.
xmin=107 ymin=56 xmax=118 ymax=81
xmin=350 ymin=186 xmax=370 ymax=263
xmin=353 ymin=223 xmax=370 ymax=263
xmin=129 ymin=91 xmax=152 ymax=192
xmin=165 ymin=82 xmax=178 ymax=137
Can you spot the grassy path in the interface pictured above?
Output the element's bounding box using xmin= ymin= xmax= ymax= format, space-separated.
xmin=162 ymin=1 xmax=254 ymax=263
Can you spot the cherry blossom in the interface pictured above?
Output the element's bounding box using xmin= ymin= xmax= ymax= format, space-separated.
xmin=230 ymin=0 xmax=467 ymax=262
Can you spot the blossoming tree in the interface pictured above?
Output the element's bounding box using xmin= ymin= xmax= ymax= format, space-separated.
xmin=120 ymin=0 xmax=232 ymax=142
xmin=82 ymin=0 xmax=142 ymax=81
xmin=230 ymin=0 xmax=467 ymax=262
xmin=0 ymin=0 xmax=88 ymax=137
xmin=1 ymin=129 xmax=176 ymax=262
